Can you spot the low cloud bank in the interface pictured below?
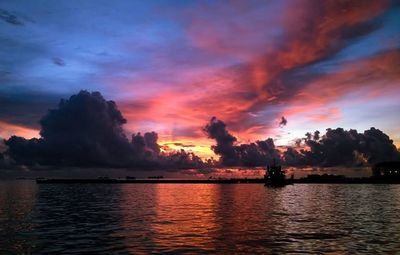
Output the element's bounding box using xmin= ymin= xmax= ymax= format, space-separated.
xmin=2 ymin=91 xmax=208 ymax=169
xmin=283 ymin=128 xmax=400 ymax=167
xmin=203 ymin=117 xmax=280 ymax=166
xmin=1 ymin=91 xmax=399 ymax=170
xmin=204 ymin=117 xmax=400 ymax=167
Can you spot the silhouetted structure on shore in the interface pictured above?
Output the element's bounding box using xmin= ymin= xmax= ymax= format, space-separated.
xmin=148 ymin=175 xmax=164 ymax=179
xmin=35 ymin=175 xmax=400 ymax=184
xmin=264 ymin=160 xmax=293 ymax=187
xmin=372 ymin=161 xmax=400 ymax=178
xmin=35 ymin=178 xmax=265 ymax=184
xmin=35 ymin=161 xmax=400 ymax=184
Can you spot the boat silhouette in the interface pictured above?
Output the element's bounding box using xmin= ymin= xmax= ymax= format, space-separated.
xmin=264 ymin=159 xmax=293 ymax=187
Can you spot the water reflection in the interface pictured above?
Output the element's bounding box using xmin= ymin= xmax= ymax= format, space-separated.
xmin=151 ymin=184 xmax=220 ymax=253
xmin=0 ymin=181 xmax=37 ymax=254
xmin=31 ymin=184 xmax=130 ymax=254
xmin=119 ymin=184 xmax=400 ymax=254
xmin=118 ymin=184 xmax=159 ymax=253
xmin=1 ymin=182 xmax=400 ymax=254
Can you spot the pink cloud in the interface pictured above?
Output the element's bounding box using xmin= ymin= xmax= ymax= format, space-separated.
xmin=0 ymin=121 xmax=39 ymax=139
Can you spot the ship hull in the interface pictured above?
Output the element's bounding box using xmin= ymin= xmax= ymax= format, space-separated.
xmin=264 ymin=178 xmax=294 ymax=187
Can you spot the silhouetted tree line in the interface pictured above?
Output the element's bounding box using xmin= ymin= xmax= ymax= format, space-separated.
xmin=0 ymin=91 xmax=399 ymax=169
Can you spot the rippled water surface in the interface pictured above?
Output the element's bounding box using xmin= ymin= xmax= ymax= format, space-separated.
xmin=1 ymin=181 xmax=400 ymax=254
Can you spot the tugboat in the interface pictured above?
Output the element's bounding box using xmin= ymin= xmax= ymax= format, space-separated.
xmin=264 ymin=159 xmax=293 ymax=187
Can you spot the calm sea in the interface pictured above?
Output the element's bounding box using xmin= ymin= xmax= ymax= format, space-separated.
xmin=1 ymin=181 xmax=400 ymax=254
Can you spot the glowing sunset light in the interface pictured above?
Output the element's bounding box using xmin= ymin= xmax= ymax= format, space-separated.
xmin=2 ymin=2 xmax=400 ymax=255
xmin=0 ymin=0 xmax=399 ymax=168
xmin=0 ymin=121 xmax=39 ymax=140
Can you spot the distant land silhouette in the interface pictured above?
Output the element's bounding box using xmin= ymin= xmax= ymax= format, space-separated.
xmin=36 ymin=161 xmax=400 ymax=184
xmin=1 ymin=91 xmax=400 ymax=171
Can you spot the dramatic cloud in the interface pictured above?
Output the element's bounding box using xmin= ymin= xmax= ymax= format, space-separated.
xmin=3 ymin=93 xmax=400 ymax=171
xmin=158 ymin=149 xmax=206 ymax=170
xmin=144 ymin=132 xmax=160 ymax=156
xmin=0 ymin=139 xmax=5 ymax=167
xmin=131 ymin=132 xmax=146 ymax=159
xmin=236 ymin=139 xmax=281 ymax=167
xmin=185 ymin=0 xmax=391 ymax=132
xmin=4 ymin=91 xmax=212 ymax=169
xmin=0 ymin=121 xmax=39 ymax=139
xmin=205 ymin=117 xmax=400 ymax=168
xmin=0 ymin=0 xmax=399 ymax=160
xmin=5 ymin=136 xmax=46 ymax=166
xmin=204 ymin=117 xmax=280 ymax=167
xmin=0 ymin=153 xmax=7 ymax=169
xmin=0 ymin=139 xmax=6 ymax=153
xmin=6 ymin=91 xmax=133 ymax=167
xmin=203 ymin=117 xmax=238 ymax=166
xmin=284 ymin=127 xmax=400 ymax=167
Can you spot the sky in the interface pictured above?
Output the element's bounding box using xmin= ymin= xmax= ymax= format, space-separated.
xmin=1 ymin=0 xmax=400 ymax=159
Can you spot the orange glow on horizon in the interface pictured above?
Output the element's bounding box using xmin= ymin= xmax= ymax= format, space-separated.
xmin=159 ymin=138 xmax=215 ymax=160
xmin=0 ymin=121 xmax=40 ymax=139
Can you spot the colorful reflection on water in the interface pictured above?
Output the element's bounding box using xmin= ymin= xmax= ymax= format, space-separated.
xmin=1 ymin=181 xmax=400 ymax=254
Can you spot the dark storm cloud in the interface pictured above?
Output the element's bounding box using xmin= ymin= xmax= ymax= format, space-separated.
xmin=204 ymin=117 xmax=281 ymax=167
xmin=159 ymin=149 xmax=206 ymax=170
xmin=284 ymin=127 xmax=400 ymax=167
xmin=130 ymin=132 xmax=162 ymax=165
xmin=0 ymin=140 xmax=5 ymax=167
xmin=131 ymin=132 xmax=146 ymax=158
xmin=144 ymin=132 xmax=160 ymax=156
xmin=3 ymin=91 xmax=400 ymax=170
xmin=205 ymin=117 xmax=400 ymax=168
xmin=4 ymin=91 xmax=210 ymax=169
xmin=1 ymin=0 xmax=398 ymax=146
xmin=0 ymin=139 xmax=6 ymax=153
xmin=236 ymin=139 xmax=281 ymax=167
xmin=0 ymin=153 xmax=6 ymax=168
xmin=6 ymin=91 xmax=133 ymax=167
xmin=5 ymin=136 xmax=45 ymax=166
xmin=282 ymin=147 xmax=303 ymax=166
xmin=0 ymin=139 xmax=12 ymax=168
xmin=203 ymin=117 xmax=238 ymax=166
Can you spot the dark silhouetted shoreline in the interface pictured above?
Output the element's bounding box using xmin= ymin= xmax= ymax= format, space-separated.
xmin=36 ymin=175 xmax=400 ymax=184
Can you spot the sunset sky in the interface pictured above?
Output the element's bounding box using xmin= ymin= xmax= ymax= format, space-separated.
xmin=1 ymin=0 xmax=399 ymax=159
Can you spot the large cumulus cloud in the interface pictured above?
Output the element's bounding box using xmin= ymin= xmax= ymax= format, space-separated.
xmin=3 ymin=91 xmax=400 ymax=170
xmin=203 ymin=117 xmax=238 ymax=166
xmin=0 ymin=139 xmax=6 ymax=168
xmin=205 ymin=117 xmax=400 ymax=167
xmin=4 ymin=91 xmax=207 ymax=169
xmin=283 ymin=127 xmax=400 ymax=167
xmin=6 ymin=91 xmax=133 ymax=166
xmin=204 ymin=117 xmax=280 ymax=167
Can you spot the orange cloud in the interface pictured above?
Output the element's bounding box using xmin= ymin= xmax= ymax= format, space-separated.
xmin=275 ymin=49 xmax=400 ymax=130
xmin=296 ymin=49 xmax=400 ymax=105
xmin=184 ymin=0 xmax=389 ymax=135
xmin=0 ymin=121 xmax=39 ymax=139
xmin=116 ymin=0 xmax=392 ymax=154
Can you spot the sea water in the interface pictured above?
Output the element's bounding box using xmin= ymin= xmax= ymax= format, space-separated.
xmin=1 ymin=181 xmax=400 ymax=254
